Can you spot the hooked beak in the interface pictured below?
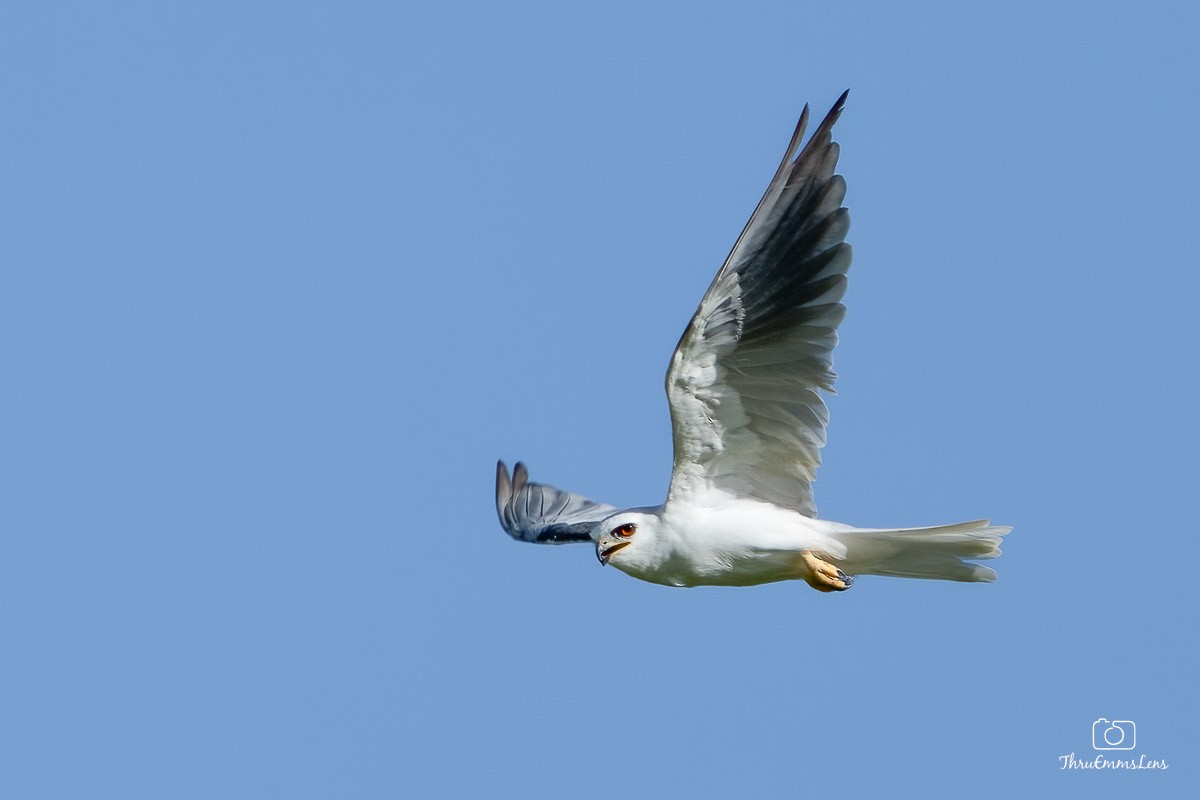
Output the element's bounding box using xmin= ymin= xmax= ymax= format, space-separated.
xmin=596 ymin=537 xmax=631 ymax=566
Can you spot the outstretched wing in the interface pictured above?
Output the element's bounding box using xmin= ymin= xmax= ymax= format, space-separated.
xmin=495 ymin=461 xmax=620 ymax=544
xmin=666 ymin=92 xmax=852 ymax=518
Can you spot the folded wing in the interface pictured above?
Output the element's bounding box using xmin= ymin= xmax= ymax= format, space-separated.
xmin=666 ymin=92 xmax=852 ymax=518
xmin=495 ymin=461 xmax=620 ymax=544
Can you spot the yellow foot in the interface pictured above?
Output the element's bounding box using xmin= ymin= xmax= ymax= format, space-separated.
xmin=800 ymin=550 xmax=854 ymax=593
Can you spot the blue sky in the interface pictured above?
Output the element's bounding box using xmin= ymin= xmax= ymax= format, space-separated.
xmin=2 ymin=1 xmax=1196 ymax=797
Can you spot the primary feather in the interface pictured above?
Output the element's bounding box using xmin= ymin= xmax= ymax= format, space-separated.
xmin=666 ymin=91 xmax=851 ymax=517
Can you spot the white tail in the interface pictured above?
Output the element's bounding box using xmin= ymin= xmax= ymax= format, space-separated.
xmin=833 ymin=520 xmax=1011 ymax=583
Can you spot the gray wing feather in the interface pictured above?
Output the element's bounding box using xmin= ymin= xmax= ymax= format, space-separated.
xmin=495 ymin=461 xmax=619 ymax=544
xmin=666 ymin=92 xmax=852 ymax=517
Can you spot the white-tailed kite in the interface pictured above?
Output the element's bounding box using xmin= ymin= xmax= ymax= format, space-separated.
xmin=495 ymin=92 xmax=1010 ymax=592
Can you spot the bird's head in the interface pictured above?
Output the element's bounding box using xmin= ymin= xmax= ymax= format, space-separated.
xmin=592 ymin=511 xmax=660 ymax=569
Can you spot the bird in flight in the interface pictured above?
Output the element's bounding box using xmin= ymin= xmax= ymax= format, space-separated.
xmin=495 ymin=92 xmax=1010 ymax=592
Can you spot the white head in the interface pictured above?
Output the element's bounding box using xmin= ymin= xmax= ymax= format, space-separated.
xmin=592 ymin=510 xmax=663 ymax=573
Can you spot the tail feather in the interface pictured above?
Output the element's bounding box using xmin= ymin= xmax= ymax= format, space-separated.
xmin=833 ymin=520 xmax=1011 ymax=583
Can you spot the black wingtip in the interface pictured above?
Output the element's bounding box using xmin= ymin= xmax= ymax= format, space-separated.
xmin=823 ymin=90 xmax=849 ymax=127
xmin=792 ymin=90 xmax=849 ymax=165
xmin=783 ymin=92 xmax=848 ymax=168
xmin=496 ymin=460 xmax=511 ymax=490
xmin=495 ymin=460 xmax=512 ymax=517
xmin=790 ymin=103 xmax=811 ymax=148
xmin=512 ymin=462 xmax=528 ymax=494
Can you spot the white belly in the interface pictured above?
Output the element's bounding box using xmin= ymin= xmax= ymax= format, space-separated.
xmin=614 ymin=496 xmax=846 ymax=588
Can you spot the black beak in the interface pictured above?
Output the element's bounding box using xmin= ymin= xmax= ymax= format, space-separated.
xmin=596 ymin=540 xmax=631 ymax=566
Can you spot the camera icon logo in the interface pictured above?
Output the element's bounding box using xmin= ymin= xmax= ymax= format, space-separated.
xmin=1092 ymin=718 xmax=1136 ymax=751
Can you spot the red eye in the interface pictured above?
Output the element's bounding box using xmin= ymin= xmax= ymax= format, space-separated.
xmin=615 ymin=523 xmax=637 ymax=537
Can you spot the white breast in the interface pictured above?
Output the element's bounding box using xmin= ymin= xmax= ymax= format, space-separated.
xmin=624 ymin=492 xmax=846 ymax=587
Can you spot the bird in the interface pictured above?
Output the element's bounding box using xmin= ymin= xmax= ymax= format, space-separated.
xmin=495 ymin=92 xmax=1010 ymax=592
